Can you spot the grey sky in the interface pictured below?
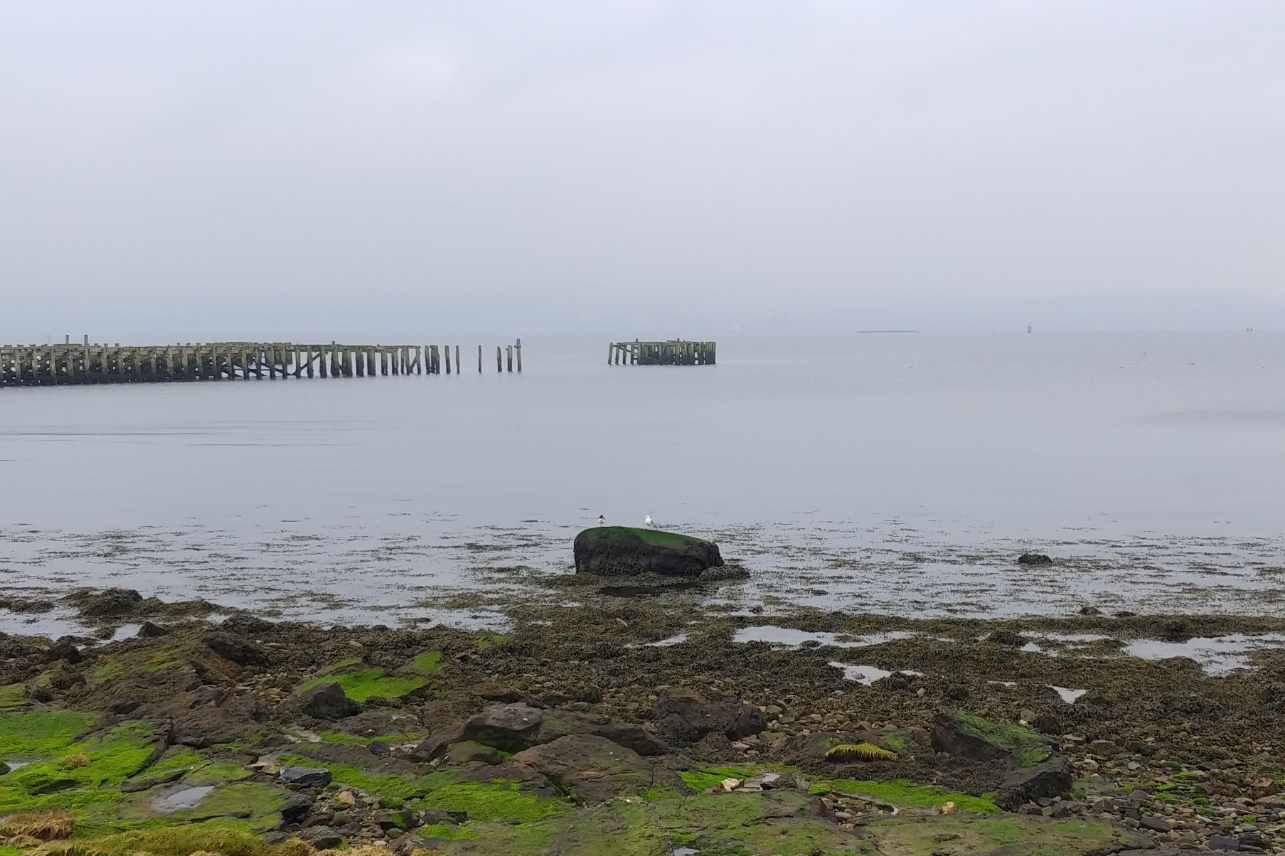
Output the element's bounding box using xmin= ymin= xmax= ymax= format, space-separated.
xmin=2 ymin=2 xmax=1283 ymax=338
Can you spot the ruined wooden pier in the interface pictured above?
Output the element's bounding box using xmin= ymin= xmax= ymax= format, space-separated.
xmin=0 ymin=337 xmax=523 ymax=386
xmin=608 ymin=340 xmax=715 ymax=366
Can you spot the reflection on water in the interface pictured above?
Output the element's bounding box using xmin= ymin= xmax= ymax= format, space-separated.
xmin=1124 ymin=634 xmax=1285 ymax=676
xmin=1 ymin=333 xmax=1283 ymax=628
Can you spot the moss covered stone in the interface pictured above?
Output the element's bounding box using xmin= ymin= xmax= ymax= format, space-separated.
xmin=296 ymin=666 xmax=426 ymax=702
xmin=821 ymin=778 xmax=999 ymax=813
xmin=0 ymin=712 xmax=96 ymax=760
xmin=867 ymin=813 xmax=1151 ymax=856
xmin=419 ymin=780 xmax=569 ymax=823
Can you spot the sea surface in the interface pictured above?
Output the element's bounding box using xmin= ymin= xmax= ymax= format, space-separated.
xmin=2 ymin=332 xmax=1283 ymax=632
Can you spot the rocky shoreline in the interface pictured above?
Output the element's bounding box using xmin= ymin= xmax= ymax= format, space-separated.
xmin=0 ymin=581 xmax=1283 ymax=855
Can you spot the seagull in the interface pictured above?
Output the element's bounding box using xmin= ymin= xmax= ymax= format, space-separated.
xmin=598 ymin=514 xmax=605 ymax=525
xmin=644 ymin=514 xmax=653 ymax=527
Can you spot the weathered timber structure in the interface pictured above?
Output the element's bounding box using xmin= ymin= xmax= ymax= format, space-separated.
xmin=608 ymin=340 xmax=715 ymax=366
xmin=0 ymin=338 xmax=524 ymax=386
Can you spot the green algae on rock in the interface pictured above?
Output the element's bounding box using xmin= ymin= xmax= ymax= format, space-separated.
xmin=866 ymin=813 xmax=1151 ymax=856
xmin=815 ymin=778 xmax=1000 ymax=813
xmin=296 ymin=668 xmax=426 ymax=703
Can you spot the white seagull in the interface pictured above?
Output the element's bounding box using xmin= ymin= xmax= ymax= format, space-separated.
xmin=598 ymin=514 xmax=606 ymax=525
xmin=644 ymin=514 xmax=653 ymax=527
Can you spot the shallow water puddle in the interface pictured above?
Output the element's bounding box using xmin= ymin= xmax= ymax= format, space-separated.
xmin=1050 ymin=686 xmax=1088 ymax=703
xmin=734 ymin=626 xmax=913 ymax=648
xmin=1124 ymin=634 xmax=1285 ymax=676
xmin=644 ymin=633 xmax=688 ymax=647
xmin=829 ymin=662 xmax=923 ymax=685
xmin=151 ymin=785 xmax=215 ymax=813
xmin=3 ymin=759 xmax=34 ymax=770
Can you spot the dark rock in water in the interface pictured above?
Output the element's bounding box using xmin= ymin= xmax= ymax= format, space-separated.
xmin=1017 ymin=553 xmax=1053 ymax=566
xmin=44 ymin=638 xmax=83 ymax=664
xmin=574 ymin=526 xmax=724 ymax=577
xmin=698 ymin=565 xmax=751 ymax=583
xmin=298 ymin=682 xmax=361 ymax=721
xmin=137 ymin=621 xmax=168 ymax=638
xmin=203 ymin=633 xmax=270 ymax=667
xmin=68 ymin=587 xmax=144 ymax=617
xmin=280 ymin=765 xmax=333 ymax=788
xmin=1078 ymin=606 xmax=1101 ymax=616
xmin=655 ymin=687 xmax=765 ymax=746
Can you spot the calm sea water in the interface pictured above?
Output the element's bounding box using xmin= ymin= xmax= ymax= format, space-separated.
xmin=2 ymin=332 xmax=1283 ymax=630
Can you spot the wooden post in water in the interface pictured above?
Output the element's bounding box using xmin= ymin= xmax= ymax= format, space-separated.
xmin=516 ymin=339 xmax=522 ymax=373
xmin=445 ymin=345 xmax=451 ymax=374
xmin=478 ymin=345 xmax=482 ymax=373
xmin=496 ymin=346 xmax=502 ymax=373
xmin=506 ymin=345 xmax=512 ymax=373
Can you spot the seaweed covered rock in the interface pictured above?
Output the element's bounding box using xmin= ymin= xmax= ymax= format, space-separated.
xmin=655 ymin=687 xmax=765 ymax=746
xmin=298 ymin=681 xmax=361 ymax=720
xmin=65 ymin=587 xmax=144 ymax=618
xmin=931 ymin=710 xmax=1071 ymax=809
xmin=573 ymin=526 xmax=723 ymax=577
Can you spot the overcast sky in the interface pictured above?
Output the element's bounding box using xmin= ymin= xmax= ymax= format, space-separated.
xmin=2 ymin=2 xmax=1283 ymax=339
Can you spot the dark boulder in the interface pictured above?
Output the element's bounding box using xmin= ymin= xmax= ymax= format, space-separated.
xmin=414 ymin=703 xmax=546 ymax=760
xmin=136 ymin=622 xmax=168 ymax=638
xmin=280 ymin=792 xmax=315 ymax=822
xmin=44 ymin=638 xmax=83 ymax=664
xmin=299 ymin=826 xmax=341 ymax=849
xmin=298 ymin=682 xmax=361 ymax=721
xmin=1017 ymin=553 xmax=1053 ymax=566
xmin=280 ymin=765 xmax=333 ymax=788
xmin=574 ymin=526 xmax=724 ymax=577
xmin=533 ymin=709 xmax=669 ymax=756
xmin=203 ymin=633 xmax=270 ymax=667
xmin=509 ymin=734 xmax=671 ymax=804
xmin=415 ymin=702 xmax=672 ymax=763
xmin=67 ymin=587 xmax=144 ymax=617
xmin=655 ymin=687 xmax=765 ymax=746
xmin=931 ymin=710 xmax=1071 ymax=810
xmin=445 ymin=740 xmax=503 ymax=766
